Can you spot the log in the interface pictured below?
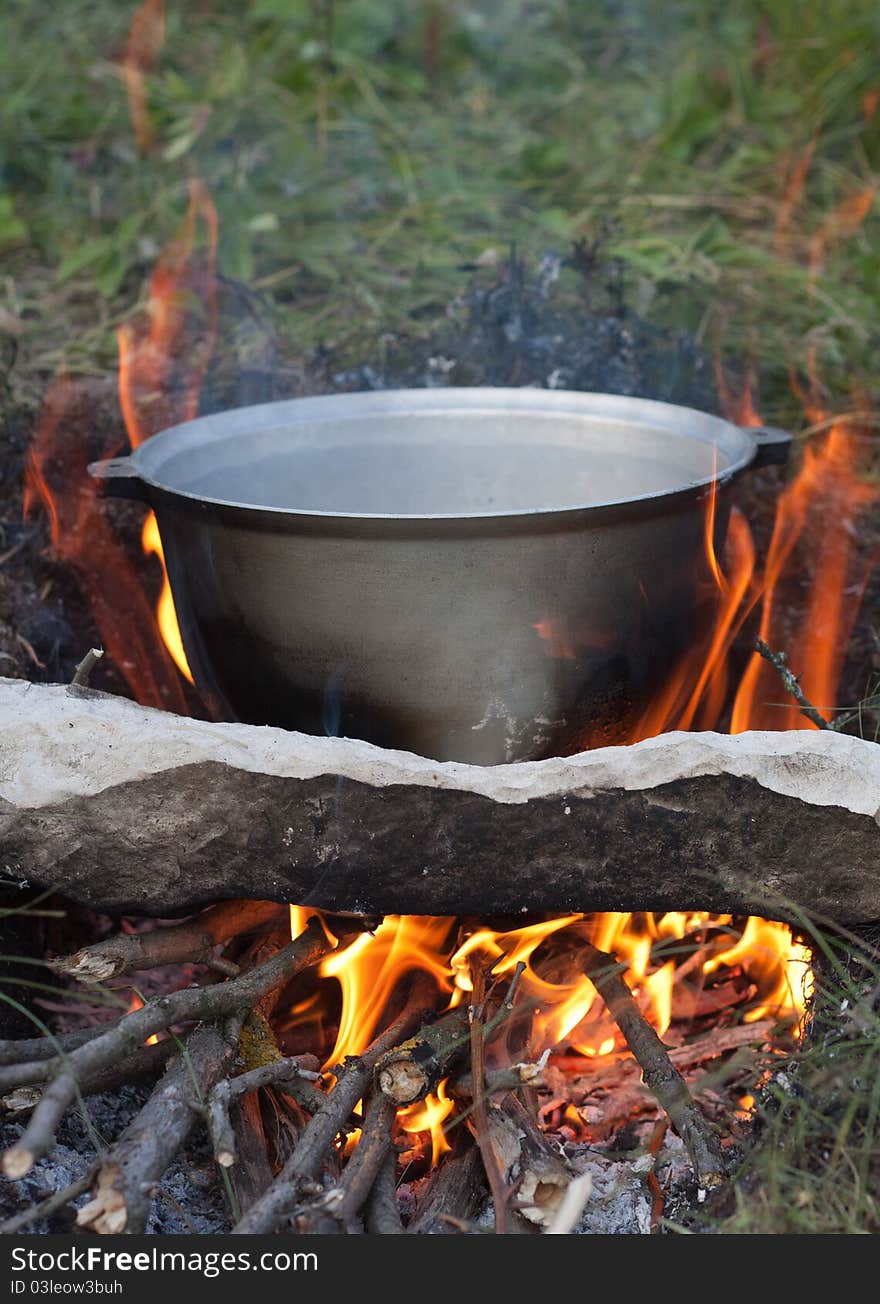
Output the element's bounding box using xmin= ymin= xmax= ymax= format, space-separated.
xmin=2 ymin=679 xmax=879 ymax=924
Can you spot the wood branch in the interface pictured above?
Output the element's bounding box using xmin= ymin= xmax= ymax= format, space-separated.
xmin=551 ymin=1020 xmax=775 ymax=1088
xmin=4 ymin=681 xmax=879 ymax=925
xmin=0 ymin=1033 xmax=178 ymax=1100
xmin=338 ymin=1092 xmax=397 ymax=1229
xmin=364 ymin=1151 xmax=404 ymax=1235
xmin=71 ymin=648 xmax=104 ymax=687
xmin=486 ymin=1095 xmax=573 ymax=1229
xmin=0 ymin=1025 xmax=110 ymax=1067
xmin=407 ymin=1138 xmax=486 ymax=1234
xmin=450 ymin=1061 xmax=546 ymax=1099
xmin=207 ymin=1057 xmax=320 ymax=1168
xmin=466 ymin=962 xmax=511 ymax=1235
xmin=77 ymin=1017 xmax=243 ymax=1234
xmin=54 ymin=900 xmax=285 ymax=984
xmin=579 ymin=939 xmax=726 ymax=1188
xmin=377 ymin=1007 xmax=470 ymax=1105
xmin=753 ymin=638 xmax=833 ymax=730
xmin=232 ymin=979 xmax=433 ymax=1235
xmin=1 ymin=916 xmax=328 ymax=1178
xmin=227 ymin=1091 xmax=274 ymax=1221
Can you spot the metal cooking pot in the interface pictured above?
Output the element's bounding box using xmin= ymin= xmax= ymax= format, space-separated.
xmin=89 ymin=389 xmax=789 ymax=764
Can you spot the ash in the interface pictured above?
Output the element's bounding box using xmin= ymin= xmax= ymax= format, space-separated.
xmin=329 ymin=245 xmax=716 ymax=410
xmin=0 ymin=1086 xmax=228 ymax=1235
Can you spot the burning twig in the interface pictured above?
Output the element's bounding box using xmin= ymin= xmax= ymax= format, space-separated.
xmin=70 ymin=647 xmax=104 ymax=688
xmin=377 ymin=1007 xmax=471 ymax=1105
xmin=77 ymin=1016 xmax=245 ymax=1234
xmin=450 ymin=1060 xmax=546 ymax=1100
xmin=207 ymin=1057 xmax=321 ymax=1169
xmin=466 ymin=961 xmax=516 ymax=1234
xmin=1 ymin=915 xmax=329 ymax=1179
xmin=54 ymin=900 xmax=285 ymax=984
xmin=232 ymin=978 xmax=434 ymax=1234
xmin=754 ymin=637 xmax=880 ymax=732
xmin=579 ymin=940 xmax=726 ymax=1189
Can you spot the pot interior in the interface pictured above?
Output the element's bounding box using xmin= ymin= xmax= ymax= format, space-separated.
xmin=135 ymin=391 xmax=749 ymax=517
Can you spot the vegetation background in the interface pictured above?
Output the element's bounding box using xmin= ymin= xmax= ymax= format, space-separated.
xmin=2 ymin=0 xmax=880 ymax=425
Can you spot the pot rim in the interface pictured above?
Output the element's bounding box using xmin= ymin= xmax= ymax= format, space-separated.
xmin=106 ymin=388 xmax=762 ymax=524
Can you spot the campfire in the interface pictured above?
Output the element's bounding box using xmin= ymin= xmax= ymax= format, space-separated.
xmin=2 ymin=0 xmax=880 ymax=1242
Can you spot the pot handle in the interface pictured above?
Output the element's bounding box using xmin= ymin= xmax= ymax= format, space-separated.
xmin=87 ymin=455 xmax=150 ymax=503
xmin=747 ymin=425 xmax=792 ymax=468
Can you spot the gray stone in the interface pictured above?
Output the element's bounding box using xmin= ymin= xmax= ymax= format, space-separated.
xmin=1 ymin=679 xmax=878 ymax=923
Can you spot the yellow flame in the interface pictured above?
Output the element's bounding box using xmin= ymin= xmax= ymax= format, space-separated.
xmin=399 ymin=1080 xmax=454 ymax=1167
xmin=705 ymin=917 xmax=812 ymax=1025
xmin=141 ymin=512 xmax=193 ymax=683
xmin=127 ymin=991 xmax=159 ymax=1045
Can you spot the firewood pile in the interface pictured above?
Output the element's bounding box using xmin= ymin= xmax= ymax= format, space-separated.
xmin=0 ymin=900 xmax=805 ymax=1236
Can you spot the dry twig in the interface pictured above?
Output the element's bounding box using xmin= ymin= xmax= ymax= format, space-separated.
xmin=70 ymin=648 xmax=104 ymax=687
xmin=579 ymin=940 xmax=725 ymax=1188
xmin=206 ymin=1057 xmax=320 ymax=1168
xmin=232 ymin=978 xmax=434 ymax=1235
xmin=1 ymin=916 xmax=329 ymax=1178
xmin=77 ymin=1017 xmax=244 ymax=1234
xmin=364 ymin=1150 xmax=404 ymax=1235
xmin=54 ymin=900 xmax=285 ymax=984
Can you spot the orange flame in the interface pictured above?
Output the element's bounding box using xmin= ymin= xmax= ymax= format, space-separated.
xmin=730 ymin=412 xmax=878 ymax=731
xmin=123 ymin=0 xmax=166 ymax=154
xmin=126 ymin=992 xmax=160 ymax=1044
xmin=628 ymin=489 xmax=756 ymax=742
xmin=23 ymin=375 xmax=189 ymax=713
xmin=289 ymin=909 xmax=809 ymax=1075
xmin=117 ymin=178 xmax=218 ymax=684
xmin=399 ymin=1080 xmax=454 ymax=1167
xmin=117 ymin=179 xmax=218 ymax=450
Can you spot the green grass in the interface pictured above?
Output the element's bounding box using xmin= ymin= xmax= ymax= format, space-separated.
xmin=719 ymin=920 xmax=880 ymax=1234
xmin=2 ymin=0 xmax=880 ymax=425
